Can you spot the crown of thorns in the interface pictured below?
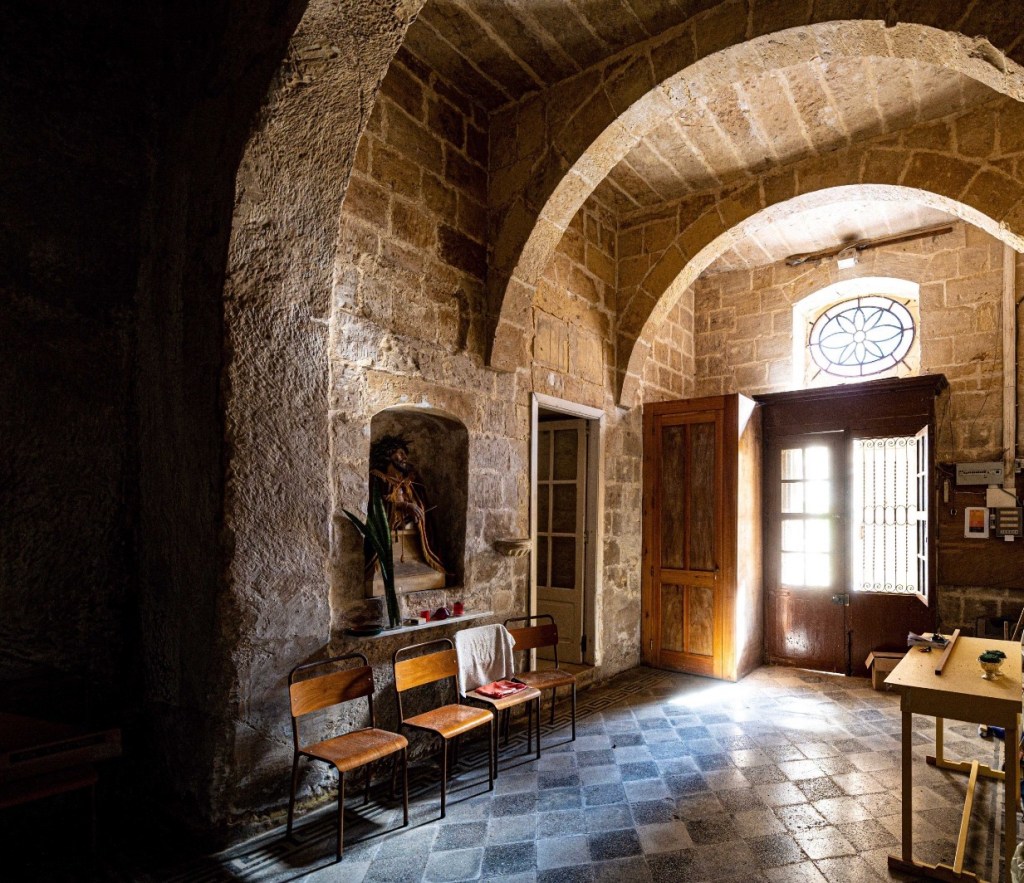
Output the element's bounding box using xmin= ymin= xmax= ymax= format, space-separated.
xmin=370 ymin=434 xmax=411 ymax=472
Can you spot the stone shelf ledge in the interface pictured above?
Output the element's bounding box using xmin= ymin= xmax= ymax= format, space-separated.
xmin=355 ymin=610 xmax=494 ymax=639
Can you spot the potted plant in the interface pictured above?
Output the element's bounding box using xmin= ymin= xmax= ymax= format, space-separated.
xmin=979 ymin=649 xmax=1007 ymax=680
xmin=343 ymin=482 xmax=401 ymax=630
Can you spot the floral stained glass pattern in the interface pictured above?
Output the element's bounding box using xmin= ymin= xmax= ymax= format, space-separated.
xmin=808 ymin=296 xmax=914 ymax=378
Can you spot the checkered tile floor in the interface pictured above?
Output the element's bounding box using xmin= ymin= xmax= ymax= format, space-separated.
xmin=148 ymin=665 xmax=1013 ymax=882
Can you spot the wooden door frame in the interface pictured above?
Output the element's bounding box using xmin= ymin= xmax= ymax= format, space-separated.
xmin=531 ymin=394 xmax=603 ymax=666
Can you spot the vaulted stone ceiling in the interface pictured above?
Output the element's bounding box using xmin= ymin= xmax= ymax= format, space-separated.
xmin=603 ymin=57 xmax=997 ymax=211
xmin=406 ymin=2 xmax=999 ymax=272
xmin=404 ymin=0 xmax=719 ymax=110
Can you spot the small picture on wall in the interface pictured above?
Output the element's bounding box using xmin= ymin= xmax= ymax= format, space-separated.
xmin=964 ymin=506 xmax=989 ymax=539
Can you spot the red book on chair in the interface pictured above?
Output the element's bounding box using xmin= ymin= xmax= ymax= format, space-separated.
xmin=475 ymin=679 xmax=527 ymax=698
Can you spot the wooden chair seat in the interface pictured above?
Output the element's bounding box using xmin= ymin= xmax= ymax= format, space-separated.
xmin=515 ymin=669 xmax=575 ymax=692
xmin=465 ymin=684 xmax=541 ymax=711
xmin=403 ymin=703 xmax=494 ymax=739
xmin=301 ymin=728 xmax=409 ymax=774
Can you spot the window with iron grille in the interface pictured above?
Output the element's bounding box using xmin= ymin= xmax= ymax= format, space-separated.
xmin=851 ymin=433 xmax=928 ymax=601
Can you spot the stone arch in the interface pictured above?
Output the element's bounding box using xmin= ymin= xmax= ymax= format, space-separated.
xmin=216 ymin=0 xmax=427 ymax=825
xmin=621 ymin=182 xmax=1024 ymax=407
xmin=489 ymin=13 xmax=1024 ymax=372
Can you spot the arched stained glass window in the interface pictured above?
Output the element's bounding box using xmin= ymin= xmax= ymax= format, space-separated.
xmin=808 ymin=296 xmax=914 ymax=378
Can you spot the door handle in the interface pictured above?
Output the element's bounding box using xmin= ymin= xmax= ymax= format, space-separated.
xmin=831 ymin=593 xmax=850 ymax=607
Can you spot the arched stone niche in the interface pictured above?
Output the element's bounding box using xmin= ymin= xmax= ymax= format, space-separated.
xmin=369 ymin=407 xmax=469 ymax=595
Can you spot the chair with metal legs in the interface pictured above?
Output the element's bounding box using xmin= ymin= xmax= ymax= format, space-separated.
xmin=393 ymin=638 xmax=494 ymax=818
xmin=455 ymin=624 xmax=542 ymax=775
xmin=287 ymin=652 xmax=409 ymax=861
xmin=505 ymin=614 xmax=577 ymax=742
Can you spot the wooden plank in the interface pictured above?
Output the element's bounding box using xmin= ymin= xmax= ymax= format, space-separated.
xmin=934 ymin=629 xmax=960 ymax=675
xmin=952 ymin=760 xmax=979 ymax=874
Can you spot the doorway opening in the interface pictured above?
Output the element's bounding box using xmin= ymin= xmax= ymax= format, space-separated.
xmin=758 ymin=376 xmax=945 ymax=676
xmin=531 ymin=394 xmax=601 ymax=668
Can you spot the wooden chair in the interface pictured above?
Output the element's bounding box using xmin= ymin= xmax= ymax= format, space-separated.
xmin=287 ymin=652 xmax=408 ymax=861
xmin=393 ymin=638 xmax=494 ymax=818
xmin=457 ymin=624 xmax=542 ymax=775
xmin=505 ymin=614 xmax=577 ymax=741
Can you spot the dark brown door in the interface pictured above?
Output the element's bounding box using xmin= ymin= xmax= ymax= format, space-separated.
xmin=765 ymin=432 xmax=848 ymax=672
xmin=643 ymin=405 xmax=724 ymax=678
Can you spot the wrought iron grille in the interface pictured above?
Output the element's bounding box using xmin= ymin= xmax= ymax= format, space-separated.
xmin=852 ymin=437 xmax=919 ymax=595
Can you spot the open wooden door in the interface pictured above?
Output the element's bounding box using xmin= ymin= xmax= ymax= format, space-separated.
xmin=764 ymin=431 xmax=848 ymax=673
xmin=642 ymin=402 xmax=725 ymax=678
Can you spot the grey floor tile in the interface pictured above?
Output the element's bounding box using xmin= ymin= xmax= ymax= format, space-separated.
xmin=145 ymin=664 xmax=1007 ymax=883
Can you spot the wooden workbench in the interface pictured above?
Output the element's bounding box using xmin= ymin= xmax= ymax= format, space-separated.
xmin=885 ymin=635 xmax=1020 ymax=882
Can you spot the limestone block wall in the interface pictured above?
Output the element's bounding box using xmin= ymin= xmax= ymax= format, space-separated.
xmin=326 ymin=48 xmax=644 ymax=722
xmin=691 ymin=222 xmax=1013 ymax=462
xmin=687 ymin=221 xmax=1024 ymax=635
xmin=532 ymin=199 xmax=617 ymax=408
xmin=642 ymin=292 xmax=696 ymax=402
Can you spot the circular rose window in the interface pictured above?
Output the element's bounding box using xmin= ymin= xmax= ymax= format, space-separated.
xmin=808 ymin=296 xmax=915 ymax=378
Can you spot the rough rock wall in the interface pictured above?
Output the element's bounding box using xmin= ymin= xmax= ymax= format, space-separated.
xmin=133 ymin=0 xmax=311 ymax=828
xmin=216 ymin=0 xmax=427 ymax=835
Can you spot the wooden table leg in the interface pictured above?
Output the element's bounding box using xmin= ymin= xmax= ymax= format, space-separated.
xmin=1005 ymin=718 xmax=1018 ymax=877
xmin=902 ymin=709 xmax=914 ymax=863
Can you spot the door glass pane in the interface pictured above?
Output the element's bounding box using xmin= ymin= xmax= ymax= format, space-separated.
xmin=550 ymin=536 xmax=576 ymax=588
xmin=805 ymin=481 xmax=830 ymax=513
xmin=781 ymin=448 xmax=803 ymax=480
xmin=537 ymin=537 xmax=549 ymax=588
xmin=660 ymin=425 xmax=686 ymax=569
xmin=782 ymin=520 xmax=804 ymax=552
xmin=781 ymin=552 xmax=805 ymax=586
xmin=688 ymin=421 xmax=716 ymax=571
xmin=537 ymin=485 xmax=550 ymax=533
xmin=805 ymin=553 xmax=831 ymax=587
xmin=687 ymin=585 xmax=715 ymax=656
xmin=805 ymin=518 xmax=831 ymax=551
xmin=781 ymin=482 xmax=804 ymax=513
xmin=551 ymin=484 xmax=577 ymax=533
xmin=552 ymin=429 xmax=578 ymax=481
xmin=805 ymin=446 xmax=830 ymax=479
xmin=538 ymin=431 xmax=551 ymax=481
xmin=661 ymin=584 xmax=683 ymax=652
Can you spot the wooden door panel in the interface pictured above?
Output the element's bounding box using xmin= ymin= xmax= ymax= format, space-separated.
xmin=660 ymin=584 xmax=684 ymax=653
xmin=644 ymin=403 xmax=724 ymax=677
xmin=687 ymin=585 xmax=715 ymax=656
xmin=767 ymin=589 xmax=846 ymax=673
xmin=849 ymin=593 xmax=930 ymax=675
xmin=764 ymin=433 xmax=847 ymax=672
xmin=688 ymin=421 xmax=716 ymax=571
